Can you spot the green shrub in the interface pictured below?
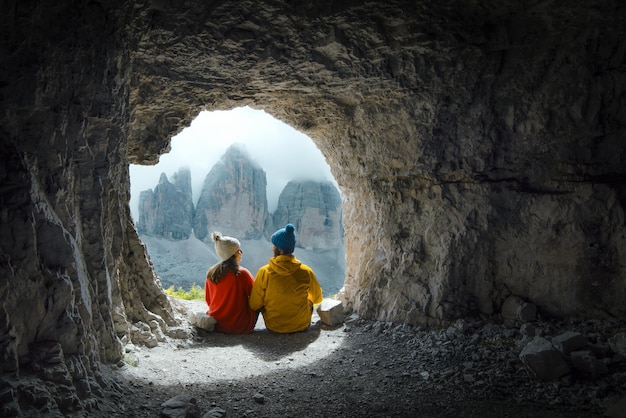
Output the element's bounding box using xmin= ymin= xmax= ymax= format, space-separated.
xmin=165 ymin=283 xmax=204 ymax=300
xmin=123 ymin=353 xmax=139 ymax=367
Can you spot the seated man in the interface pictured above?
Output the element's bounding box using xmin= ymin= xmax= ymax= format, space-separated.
xmin=249 ymin=224 xmax=323 ymax=333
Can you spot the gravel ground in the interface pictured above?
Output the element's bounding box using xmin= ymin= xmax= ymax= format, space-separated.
xmin=102 ymin=297 xmax=624 ymax=418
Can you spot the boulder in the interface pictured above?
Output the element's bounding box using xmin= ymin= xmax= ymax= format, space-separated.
xmin=609 ymin=332 xmax=626 ymax=357
xmin=519 ymin=337 xmax=570 ymax=381
xmin=501 ymin=296 xmax=537 ymax=322
xmin=316 ymin=299 xmax=345 ymax=326
xmin=551 ymin=331 xmax=587 ymax=354
xmin=161 ymin=394 xmax=200 ymax=418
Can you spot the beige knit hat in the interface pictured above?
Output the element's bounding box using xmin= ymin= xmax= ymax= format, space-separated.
xmin=212 ymin=231 xmax=241 ymax=261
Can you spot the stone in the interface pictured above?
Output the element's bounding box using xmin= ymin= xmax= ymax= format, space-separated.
xmin=188 ymin=312 xmax=217 ymax=332
xmin=570 ymin=350 xmax=608 ymax=380
xmin=452 ymin=319 xmax=469 ymax=333
xmin=203 ymin=407 xmax=226 ymax=418
xmin=501 ymin=296 xmax=536 ymax=322
xmin=161 ymin=394 xmax=197 ymax=408
xmin=130 ymin=325 xmax=159 ymax=348
xmin=520 ymin=323 xmax=536 ymax=337
xmin=609 ymin=332 xmax=626 ymax=357
xmin=316 ymin=299 xmax=345 ymax=326
xmin=519 ymin=337 xmax=570 ymax=381
xmin=517 ymin=303 xmax=537 ymax=323
xmin=551 ymin=331 xmax=587 ymax=354
xmin=161 ymin=394 xmax=200 ymax=418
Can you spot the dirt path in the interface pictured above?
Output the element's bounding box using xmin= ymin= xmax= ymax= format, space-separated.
xmin=105 ymin=297 xmax=612 ymax=417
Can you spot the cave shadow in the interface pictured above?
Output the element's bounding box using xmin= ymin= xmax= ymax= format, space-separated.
xmin=239 ymin=322 xmax=322 ymax=362
xmin=190 ymin=319 xmax=322 ymax=362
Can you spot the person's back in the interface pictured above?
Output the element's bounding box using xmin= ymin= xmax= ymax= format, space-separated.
xmin=205 ymin=232 xmax=257 ymax=334
xmin=249 ymin=224 xmax=322 ymax=333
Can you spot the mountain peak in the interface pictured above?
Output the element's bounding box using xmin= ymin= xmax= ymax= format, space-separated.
xmin=193 ymin=145 xmax=269 ymax=240
xmin=271 ymin=180 xmax=343 ymax=250
xmin=137 ymin=168 xmax=195 ymax=240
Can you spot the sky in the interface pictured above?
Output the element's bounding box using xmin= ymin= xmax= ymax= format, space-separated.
xmin=129 ymin=106 xmax=338 ymax=219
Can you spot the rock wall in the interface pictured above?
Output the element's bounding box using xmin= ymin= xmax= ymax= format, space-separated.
xmin=272 ymin=180 xmax=343 ymax=250
xmin=1 ymin=0 xmax=625 ymax=413
xmin=0 ymin=1 xmax=180 ymax=413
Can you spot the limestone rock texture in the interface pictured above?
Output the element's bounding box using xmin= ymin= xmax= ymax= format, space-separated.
xmin=193 ymin=145 xmax=269 ymax=240
xmin=272 ymin=180 xmax=343 ymax=250
xmin=1 ymin=0 xmax=625 ymax=414
xmin=137 ymin=168 xmax=194 ymax=239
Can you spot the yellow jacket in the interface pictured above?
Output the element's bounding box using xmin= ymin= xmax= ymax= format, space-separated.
xmin=250 ymin=255 xmax=323 ymax=333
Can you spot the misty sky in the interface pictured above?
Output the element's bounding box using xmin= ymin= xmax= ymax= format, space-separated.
xmin=129 ymin=106 xmax=338 ymax=219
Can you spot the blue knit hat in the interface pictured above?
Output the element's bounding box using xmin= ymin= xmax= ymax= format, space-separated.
xmin=271 ymin=224 xmax=296 ymax=254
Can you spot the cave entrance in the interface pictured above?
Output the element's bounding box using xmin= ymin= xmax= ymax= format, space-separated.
xmin=129 ymin=106 xmax=345 ymax=299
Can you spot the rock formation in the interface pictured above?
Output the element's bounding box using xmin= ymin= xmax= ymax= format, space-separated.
xmin=137 ymin=168 xmax=194 ymax=239
xmin=134 ymin=151 xmax=344 ymax=294
xmin=137 ymin=156 xmax=343 ymax=251
xmin=194 ymin=144 xmax=269 ymax=240
xmin=1 ymin=0 xmax=625 ymax=415
xmin=272 ymin=180 xmax=343 ymax=250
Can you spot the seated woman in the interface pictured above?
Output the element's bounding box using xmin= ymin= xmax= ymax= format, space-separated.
xmin=204 ymin=231 xmax=257 ymax=334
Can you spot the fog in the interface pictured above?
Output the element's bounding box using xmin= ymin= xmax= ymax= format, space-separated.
xmin=129 ymin=106 xmax=337 ymax=219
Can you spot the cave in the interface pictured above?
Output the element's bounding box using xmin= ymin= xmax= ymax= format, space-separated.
xmin=1 ymin=0 xmax=625 ymax=415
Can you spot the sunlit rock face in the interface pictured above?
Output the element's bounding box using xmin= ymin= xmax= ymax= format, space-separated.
xmin=1 ymin=0 xmax=625 ymax=414
xmin=272 ymin=180 xmax=343 ymax=250
xmin=137 ymin=168 xmax=194 ymax=239
xmin=194 ymin=145 xmax=269 ymax=240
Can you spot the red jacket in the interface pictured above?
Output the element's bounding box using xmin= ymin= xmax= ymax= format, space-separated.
xmin=205 ymin=267 xmax=256 ymax=334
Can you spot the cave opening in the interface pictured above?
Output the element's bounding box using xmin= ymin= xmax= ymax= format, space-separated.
xmin=129 ymin=106 xmax=346 ymax=298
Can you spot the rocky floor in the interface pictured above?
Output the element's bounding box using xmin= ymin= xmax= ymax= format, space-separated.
xmin=99 ymin=298 xmax=625 ymax=418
